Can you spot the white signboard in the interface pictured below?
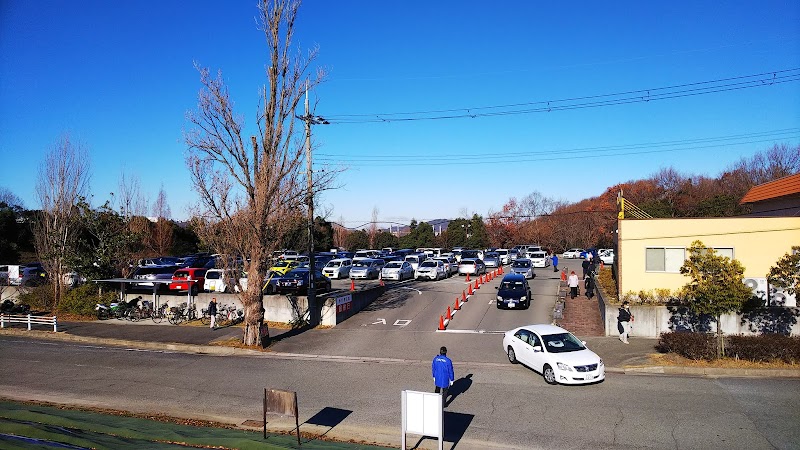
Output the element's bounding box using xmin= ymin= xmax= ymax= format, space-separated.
xmin=8 ymin=265 xmax=19 ymax=282
xmin=401 ymin=390 xmax=443 ymax=450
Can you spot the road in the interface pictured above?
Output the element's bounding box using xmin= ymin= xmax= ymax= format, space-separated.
xmin=3 ymin=337 xmax=799 ymax=449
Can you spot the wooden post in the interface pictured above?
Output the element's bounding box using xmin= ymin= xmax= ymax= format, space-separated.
xmin=263 ymin=388 xmax=267 ymax=439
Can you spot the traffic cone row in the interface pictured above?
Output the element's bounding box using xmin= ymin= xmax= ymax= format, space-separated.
xmin=439 ymin=291 xmax=470 ymax=331
xmin=466 ymin=273 xmax=470 ymax=282
xmin=350 ymin=279 xmax=355 ymax=291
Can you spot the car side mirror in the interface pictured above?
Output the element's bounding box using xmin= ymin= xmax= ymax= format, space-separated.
xmin=581 ymin=341 xmax=587 ymax=346
xmin=533 ymin=346 xmax=542 ymax=352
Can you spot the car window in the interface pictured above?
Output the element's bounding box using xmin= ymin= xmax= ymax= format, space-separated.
xmin=512 ymin=260 xmax=530 ymax=268
xmin=514 ymin=329 xmax=532 ymax=345
xmin=206 ymin=271 xmax=221 ymax=280
xmin=542 ymin=332 xmax=586 ymax=353
xmin=385 ymin=262 xmax=402 ymax=268
xmin=530 ymin=333 xmax=542 ymax=347
xmin=461 ymin=260 xmax=475 ymax=266
xmin=500 ymin=281 xmax=526 ymax=291
xmin=420 ymin=261 xmax=437 ymax=268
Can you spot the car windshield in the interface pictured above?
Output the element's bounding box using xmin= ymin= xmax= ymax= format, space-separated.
xmin=385 ymin=262 xmax=402 ymax=269
xmin=285 ymin=270 xmax=307 ymax=279
xmin=531 ymin=253 xmax=545 ymax=259
xmin=420 ymin=261 xmax=436 ymax=268
xmin=512 ymin=261 xmax=530 ymax=268
xmin=461 ymin=261 xmax=475 ymax=266
xmin=486 ymin=253 xmax=499 ymax=258
xmin=274 ymin=261 xmax=291 ymax=268
xmin=499 ymin=281 xmax=526 ymax=291
xmin=206 ymin=271 xmax=221 ymax=280
xmin=353 ymin=261 xmax=371 ymax=268
xmin=541 ymin=332 xmax=586 ymax=353
xmin=173 ymin=271 xmax=190 ymax=279
xmin=327 ymin=261 xmax=341 ymax=267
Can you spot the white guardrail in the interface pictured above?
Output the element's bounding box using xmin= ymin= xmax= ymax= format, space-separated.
xmin=0 ymin=314 xmax=58 ymax=332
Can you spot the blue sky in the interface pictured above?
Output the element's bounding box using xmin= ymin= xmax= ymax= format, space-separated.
xmin=1 ymin=1 xmax=799 ymax=228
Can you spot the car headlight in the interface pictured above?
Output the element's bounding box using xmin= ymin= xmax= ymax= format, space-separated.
xmin=520 ymin=296 xmax=527 ymax=301
xmin=556 ymin=362 xmax=572 ymax=371
xmin=496 ymin=295 xmax=503 ymax=301
xmin=599 ymin=359 xmax=604 ymax=366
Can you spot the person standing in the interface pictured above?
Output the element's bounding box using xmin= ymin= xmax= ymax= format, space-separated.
xmin=551 ymin=253 xmax=559 ymax=272
xmin=567 ymin=271 xmax=580 ymax=299
xmin=208 ymin=297 xmax=218 ymax=330
xmin=584 ymin=273 xmax=595 ymax=299
xmin=581 ymin=257 xmax=591 ymax=278
xmin=617 ymin=301 xmax=633 ymax=343
xmin=432 ymin=346 xmax=454 ymax=406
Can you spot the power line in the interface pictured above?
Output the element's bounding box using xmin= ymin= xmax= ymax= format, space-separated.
xmin=323 ymin=68 xmax=800 ymax=124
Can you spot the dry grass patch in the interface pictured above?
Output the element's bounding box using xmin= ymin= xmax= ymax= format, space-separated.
xmin=648 ymin=352 xmax=800 ymax=369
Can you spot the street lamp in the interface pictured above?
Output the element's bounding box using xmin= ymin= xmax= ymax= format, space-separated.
xmin=296 ymin=85 xmax=327 ymax=325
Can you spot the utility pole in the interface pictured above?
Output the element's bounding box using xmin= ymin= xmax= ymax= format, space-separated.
xmin=297 ymin=82 xmax=328 ymax=325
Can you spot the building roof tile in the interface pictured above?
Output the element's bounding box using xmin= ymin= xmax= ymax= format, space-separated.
xmin=740 ymin=173 xmax=800 ymax=204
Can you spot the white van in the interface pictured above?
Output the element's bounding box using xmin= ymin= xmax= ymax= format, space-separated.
xmin=405 ymin=253 xmax=428 ymax=271
xmin=323 ymin=258 xmax=353 ymax=279
xmin=529 ymin=251 xmax=550 ymax=268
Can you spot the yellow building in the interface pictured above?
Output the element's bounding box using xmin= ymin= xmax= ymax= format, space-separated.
xmin=618 ymin=217 xmax=800 ymax=298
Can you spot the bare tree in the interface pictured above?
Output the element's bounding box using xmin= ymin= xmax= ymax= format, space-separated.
xmin=33 ymin=135 xmax=91 ymax=309
xmin=149 ymin=186 xmax=173 ymax=256
xmin=0 ymin=187 xmax=23 ymax=208
xmin=116 ymin=172 xmax=148 ymax=219
xmin=185 ymin=0 xmax=338 ymax=346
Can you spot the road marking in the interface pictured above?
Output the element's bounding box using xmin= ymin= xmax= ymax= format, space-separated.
xmin=396 ymin=287 xmax=422 ymax=295
xmin=393 ymin=319 xmax=411 ymax=327
xmin=372 ymin=318 xmax=386 ymax=325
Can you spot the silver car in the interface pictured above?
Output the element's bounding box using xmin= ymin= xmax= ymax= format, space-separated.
xmin=381 ymin=261 xmax=414 ymax=281
xmin=484 ymin=252 xmax=501 ymax=268
xmin=511 ymin=258 xmax=534 ymax=279
xmin=458 ymin=258 xmax=486 ymax=276
xmin=433 ymin=256 xmax=458 ymax=276
xmin=350 ymin=258 xmax=383 ymax=280
xmin=415 ymin=259 xmax=447 ymax=281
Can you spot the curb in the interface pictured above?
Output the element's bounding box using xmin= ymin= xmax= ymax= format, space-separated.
xmin=622 ymin=365 xmax=800 ymax=379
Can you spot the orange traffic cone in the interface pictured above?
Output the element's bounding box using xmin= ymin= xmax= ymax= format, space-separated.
xmin=468 ymin=284 xmax=474 ymax=296
xmin=439 ymin=315 xmax=445 ymax=330
xmin=600 ymin=261 xmax=605 ymax=270
xmin=462 ymin=291 xmax=467 ymax=302
xmin=350 ymin=279 xmax=355 ymax=291
xmin=466 ymin=273 xmax=470 ymax=282
xmin=454 ymin=298 xmax=460 ymax=311
xmin=379 ymin=277 xmax=385 ymax=287
xmin=560 ymin=270 xmax=567 ymax=282
xmin=475 ymin=279 xmax=480 ymax=289
xmin=499 ymin=266 xmax=504 ymax=274
xmin=446 ymin=306 xmax=452 ymax=320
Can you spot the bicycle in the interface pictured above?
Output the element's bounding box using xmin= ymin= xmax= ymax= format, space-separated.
xmin=168 ymin=303 xmax=198 ymax=325
xmin=151 ymin=303 xmax=168 ymax=324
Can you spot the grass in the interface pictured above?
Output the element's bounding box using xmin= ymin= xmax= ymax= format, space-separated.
xmin=646 ymin=352 xmax=800 ymax=369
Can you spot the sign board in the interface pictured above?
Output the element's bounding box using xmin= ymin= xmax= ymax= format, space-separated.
xmin=401 ymin=390 xmax=443 ymax=450
xmin=335 ymin=294 xmax=352 ymax=313
xmin=8 ymin=265 xmax=19 ymax=282
xmin=263 ymin=388 xmax=301 ymax=445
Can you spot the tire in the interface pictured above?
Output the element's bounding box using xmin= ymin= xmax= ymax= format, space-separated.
xmin=152 ymin=312 xmax=163 ymax=324
xmin=507 ymin=346 xmax=517 ymax=364
xmin=201 ymin=314 xmax=210 ymax=325
xmin=167 ymin=311 xmax=181 ymax=325
xmin=128 ymin=309 xmax=141 ymax=322
xmin=543 ymin=364 xmax=557 ymax=385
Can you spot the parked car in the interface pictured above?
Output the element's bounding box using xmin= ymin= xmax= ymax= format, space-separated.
xmin=269 ymin=260 xmax=299 ymax=275
xmin=460 ymin=249 xmax=484 ymax=261
xmin=275 ymin=268 xmax=331 ymax=295
xmin=529 ymin=251 xmax=550 ymax=268
xmin=350 ymin=258 xmax=383 ymax=280
xmin=511 ymin=258 xmax=534 ymax=279
xmin=495 ymin=273 xmax=532 ymax=309
xmin=496 ymin=249 xmax=510 ymax=265
xmin=381 ymin=261 xmax=414 ymax=281
xmin=169 ymin=268 xmax=207 ymax=295
xmin=483 ymin=252 xmax=501 ymax=268
xmin=433 ymin=256 xmax=459 ymax=276
xmin=502 ymin=324 xmax=605 ymax=385
xmin=458 ymin=258 xmax=486 ymax=276
xmin=404 ymin=254 xmax=428 ymax=271
xmin=323 ymin=258 xmax=353 ymax=279
xmin=508 ymin=249 xmax=521 ymax=261
xmin=563 ymin=248 xmax=585 ymax=259
xmin=9 ymin=264 xmax=47 ymax=286
xmin=353 ymin=250 xmax=380 ymax=261
xmin=132 ymin=265 xmax=179 ymax=288
xmin=415 ymin=259 xmax=447 ymax=281
xmin=599 ymin=249 xmax=615 ymax=265
xmin=204 ymin=268 xmax=243 ymax=293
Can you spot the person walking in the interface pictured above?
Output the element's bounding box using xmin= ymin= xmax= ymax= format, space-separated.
xmin=432 ymin=346 xmax=454 ymax=406
xmin=617 ymin=301 xmax=633 ymax=343
xmin=584 ymin=273 xmax=595 ymax=299
xmin=208 ymin=297 xmax=218 ymax=330
xmin=581 ymin=257 xmax=591 ymax=278
xmin=567 ymin=271 xmax=580 ymax=299
xmin=551 ymin=253 xmax=559 ymax=272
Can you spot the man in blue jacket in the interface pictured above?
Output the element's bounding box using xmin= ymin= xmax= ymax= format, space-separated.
xmin=432 ymin=346 xmax=455 ymax=405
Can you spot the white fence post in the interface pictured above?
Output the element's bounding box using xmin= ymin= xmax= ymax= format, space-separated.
xmin=53 ymin=316 xmax=58 ymax=332
xmin=1 ymin=314 xmax=4 ymax=328
xmin=27 ymin=313 xmax=32 ymax=330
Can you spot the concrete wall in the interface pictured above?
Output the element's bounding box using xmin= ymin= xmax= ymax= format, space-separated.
xmin=618 ymin=217 xmax=800 ymax=296
xmin=604 ymin=304 xmax=800 ymax=337
xmin=122 ymin=287 xmax=385 ymax=327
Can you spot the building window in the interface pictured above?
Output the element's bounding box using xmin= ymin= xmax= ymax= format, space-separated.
xmin=645 ymin=247 xmax=685 ymax=273
xmin=713 ymin=247 xmax=734 ymax=259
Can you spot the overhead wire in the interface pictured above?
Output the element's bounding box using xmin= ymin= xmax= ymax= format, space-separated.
xmin=322 ymin=68 xmax=800 ymax=124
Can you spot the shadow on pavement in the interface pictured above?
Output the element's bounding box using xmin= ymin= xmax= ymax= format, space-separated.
xmin=444 ymin=374 xmax=473 ymax=407
xmin=302 ymin=407 xmax=352 ymax=442
xmin=409 ymin=411 xmax=474 ymax=450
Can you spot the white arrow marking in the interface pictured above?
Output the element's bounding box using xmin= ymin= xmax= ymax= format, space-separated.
xmin=371 ymin=318 xmax=386 ymax=325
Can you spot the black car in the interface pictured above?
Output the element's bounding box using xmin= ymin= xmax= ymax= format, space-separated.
xmin=276 ymin=268 xmax=331 ymax=295
xmin=495 ymin=273 xmax=532 ymax=309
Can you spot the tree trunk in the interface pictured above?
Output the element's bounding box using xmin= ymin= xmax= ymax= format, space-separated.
xmin=242 ymin=291 xmax=266 ymax=347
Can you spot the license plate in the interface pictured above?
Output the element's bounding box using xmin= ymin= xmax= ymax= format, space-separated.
xmin=508 ymin=302 xmax=515 ymax=308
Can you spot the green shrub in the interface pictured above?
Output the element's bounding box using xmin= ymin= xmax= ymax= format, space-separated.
xmin=596 ymin=267 xmax=617 ymax=301
xmin=16 ymin=284 xmax=55 ymax=312
xmin=726 ymin=334 xmax=800 ymax=363
xmin=657 ymin=331 xmax=800 ymax=363
xmin=656 ymin=332 xmax=717 ymax=360
xmin=59 ymin=284 xmax=118 ymax=316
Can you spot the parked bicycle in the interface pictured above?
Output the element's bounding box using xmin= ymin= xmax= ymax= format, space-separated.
xmin=167 ymin=302 xmax=198 ymax=325
xmin=151 ymin=303 xmax=169 ymax=324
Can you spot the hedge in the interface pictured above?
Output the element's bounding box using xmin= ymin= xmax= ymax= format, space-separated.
xmin=657 ymin=331 xmax=800 ymax=363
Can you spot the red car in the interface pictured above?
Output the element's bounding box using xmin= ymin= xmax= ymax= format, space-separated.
xmin=169 ymin=268 xmax=207 ymax=295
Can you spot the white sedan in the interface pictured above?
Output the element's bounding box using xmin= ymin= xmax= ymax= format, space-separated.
xmin=599 ymin=250 xmax=615 ymax=265
xmin=502 ymin=324 xmax=605 ymax=385
xmin=562 ymin=248 xmax=585 ymax=259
